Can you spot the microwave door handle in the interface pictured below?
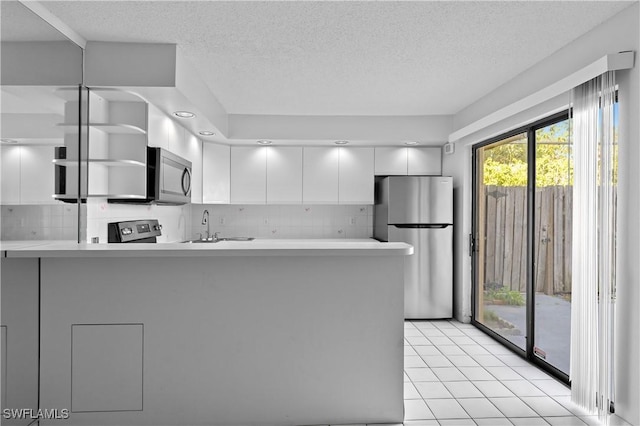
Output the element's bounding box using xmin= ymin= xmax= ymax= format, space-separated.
xmin=181 ymin=167 xmax=192 ymax=196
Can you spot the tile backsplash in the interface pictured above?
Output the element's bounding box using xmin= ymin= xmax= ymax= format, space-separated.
xmin=1 ymin=204 xmax=83 ymax=241
xmin=2 ymin=203 xmax=374 ymax=243
xmin=190 ymin=205 xmax=373 ymax=240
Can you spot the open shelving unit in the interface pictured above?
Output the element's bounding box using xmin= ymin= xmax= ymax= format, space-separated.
xmin=54 ymin=88 xmax=149 ymax=201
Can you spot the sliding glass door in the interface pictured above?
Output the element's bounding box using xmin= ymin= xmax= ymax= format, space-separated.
xmin=532 ymin=119 xmax=573 ymax=374
xmin=473 ymin=132 xmax=528 ymax=353
xmin=472 ymin=112 xmax=572 ymax=381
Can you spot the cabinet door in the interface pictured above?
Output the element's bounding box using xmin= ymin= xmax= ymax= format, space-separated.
xmin=167 ymin=118 xmax=187 ymax=159
xmin=1 ymin=146 xmax=21 ymax=204
xmin=408 ymin=147 xmax=442 ymax=175
xmin=146 ymin=104 xmax=169 ymax=150
xmin=21 ymin=146 xmax=56 ymax=204
xmin=339 ymin=147 xmax=374 ymax=204
xmin=374 ymin=147 xmax=407 ymax=175
xmin=1 ymin=258 xmax=39 ymax=416
xmin=303 ymin=147 xmax=339 ymax=204
xmin=230 ymin=146 xmax=267 ymax=204
xmin=267 ymin=147 xmax=302 ymax=204
xmin=202 ymin=143 xmax=230 ymax=204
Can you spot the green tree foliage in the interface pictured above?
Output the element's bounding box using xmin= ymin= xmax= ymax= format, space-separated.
xmin=483 ymin=122 xmax=573 ymax=187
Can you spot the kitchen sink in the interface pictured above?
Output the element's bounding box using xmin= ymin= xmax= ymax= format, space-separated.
xmin=219 ymin=237 xmax=255 ymax=241
xmin=182 ymin=237 xmax=255 ymax=243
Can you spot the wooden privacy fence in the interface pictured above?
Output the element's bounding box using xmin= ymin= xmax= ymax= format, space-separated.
xmin=483 ymin=185 xmax=574 ymax=295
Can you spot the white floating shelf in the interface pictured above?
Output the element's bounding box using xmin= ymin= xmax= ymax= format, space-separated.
xmin=54 ymin=87 xmax=146 ymax=103
xmin=53 ymin=194 xmax=147 ymax=199
xmin=53 ymin=159 xmax=145 ymax=167
xmin=56 ymin=123 xmax=146 ymax=135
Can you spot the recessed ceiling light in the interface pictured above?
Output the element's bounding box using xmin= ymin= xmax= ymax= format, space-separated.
xmin=199 ymin=131 xmax=215 ymax=136
xmin=334 ymin=140 xmax=349 ymax=145
xmin=404 ymin=141 xmax=419 ymax=146
xmin=174 ymin=111 xmax=195 ymax=118
xmin=0 ymin=139 xmax=18 ymax=144
xmin=257 ymin=140 xmax=272 ymax=145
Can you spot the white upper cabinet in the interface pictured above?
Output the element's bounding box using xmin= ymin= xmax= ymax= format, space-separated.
xmin=1 ymin=146 xmax=21 ymax=204
xmin=375 ymin=147 xmax=442 ymax=176
xmin=339 ymin=147 xmax=374 ymax=204
xmin=303 ymin=147 xmax=339 ymax=204
xmin=267 ymin=147 xmax=302 ymax=204
xmin=230 ymin=146 xmax=267 ymax=204
xmin=1 ymin=146 xmax=60 ymax=205
xmin=146 ymin=104 xmax=169 ymax=150
xmin=21 ymin=146 xmax=56 ymax=204
xmin=374 ymin=147 xmax=407 ymax=175
xmin=407 ymin=147 xmax=442 ymax=175
xmin=202 ymin=143 xmax=231 ymax=204
xmin=167 ymin=118 xmax=187 ymax=159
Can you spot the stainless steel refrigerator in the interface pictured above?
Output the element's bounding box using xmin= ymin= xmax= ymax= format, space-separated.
xmin=374 ymin=176 xmax=453 ymax=319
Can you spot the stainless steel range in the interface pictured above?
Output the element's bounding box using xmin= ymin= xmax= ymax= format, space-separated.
xmin=107 ymin=219 xmax=162 ymax=243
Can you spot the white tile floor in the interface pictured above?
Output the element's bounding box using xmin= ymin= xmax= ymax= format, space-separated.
xmin=395 ymin=320 xmax=632 ymax=426
xmin=317 ymin=319 xmax=631 ymax=426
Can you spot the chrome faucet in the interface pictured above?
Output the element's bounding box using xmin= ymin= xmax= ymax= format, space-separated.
xmin=201 ymin=209 xmax=210 ymax=240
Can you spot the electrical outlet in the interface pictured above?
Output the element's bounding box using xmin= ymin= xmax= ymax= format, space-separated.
xmin=219 ymin=217 xmax=226 ymax=225
xmin=263 ymin=218 xmax=269 ymax=225
xmin=349 ymin=217 xmax=356 ymax=225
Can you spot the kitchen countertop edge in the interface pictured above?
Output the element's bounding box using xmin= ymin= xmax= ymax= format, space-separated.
xmin=1 ymin=240 xmax=413 ymax=258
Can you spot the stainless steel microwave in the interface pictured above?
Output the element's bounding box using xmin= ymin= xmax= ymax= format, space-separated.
xmin=106 ymin=147 xmax=192 ymax=205
xmin=145 ymin=147 xmax=192 ymax=205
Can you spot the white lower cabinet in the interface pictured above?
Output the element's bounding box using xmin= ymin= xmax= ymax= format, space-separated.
xmin=267 ymin=147 xmax=302 ymax=204
xmin=339 ymin=147 xmax=374 ymax=204
xmin=203 ymin=143 xmax=231 ymax=204
xmin=303 ymin=147 xmax=340 ymax=204
xmin=71 ymin=324 xmax=143 ymax=412
xmin=230 ymin=146 xmax=267 ymax=204
xmin=1 ymin=258 xmax=39 ymax=417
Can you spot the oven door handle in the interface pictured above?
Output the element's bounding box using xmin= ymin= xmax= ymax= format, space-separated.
xmin=181 ymin=167 xmax=192 ymax=196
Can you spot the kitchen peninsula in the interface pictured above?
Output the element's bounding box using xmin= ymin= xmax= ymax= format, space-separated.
xmin=1 ymin=240 xmax=411 ymax=426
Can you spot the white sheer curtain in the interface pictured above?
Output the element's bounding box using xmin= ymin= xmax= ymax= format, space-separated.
xmin=570 ymin=71 xmax=617 ymax=420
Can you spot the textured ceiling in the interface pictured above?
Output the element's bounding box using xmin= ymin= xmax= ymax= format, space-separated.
xmin=1 ymin=1 xmax=69 ymax=42
xmin=41 ymin=1 xmax=634 ymax=116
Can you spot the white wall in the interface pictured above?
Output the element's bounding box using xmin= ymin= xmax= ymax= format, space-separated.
xmin=1 ymin=41 xmax=83 ymax=86
xmin=229 ymin=114 xmax=452 ymax=144
xmin=444 ymin=4 xmax=639 ymax=424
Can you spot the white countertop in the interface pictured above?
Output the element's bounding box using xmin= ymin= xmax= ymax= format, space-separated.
xmin=1 ymin=239 xmax=413 ymax=258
